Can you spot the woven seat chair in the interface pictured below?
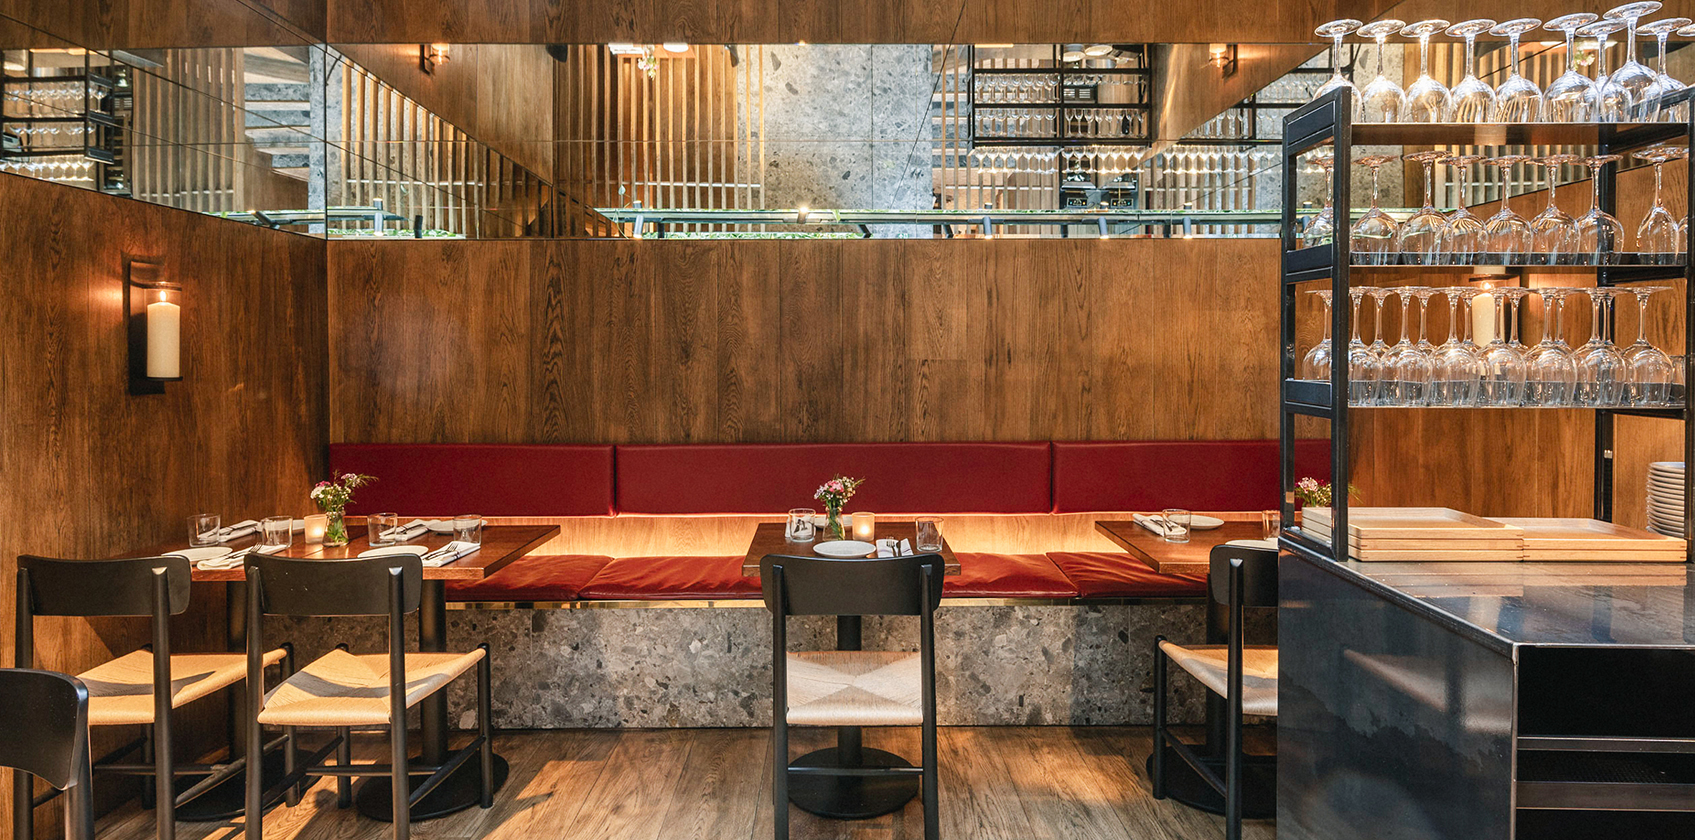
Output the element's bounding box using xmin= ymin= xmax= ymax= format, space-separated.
xmin=0 ymin=669 xmax=94 ymax=840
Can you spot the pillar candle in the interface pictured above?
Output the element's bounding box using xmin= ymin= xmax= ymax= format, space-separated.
xmin=852 ymin=512 xmax=876 ymax=541
xmin=1472 ymin=292 xmax=1496 ymax=345
xmin=146 ymin=297 xmax=181 ymax=378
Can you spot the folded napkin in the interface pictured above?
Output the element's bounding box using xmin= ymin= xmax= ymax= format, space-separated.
xmin=381 ymin=519 xmax=431 ymax=543
xmin=1133 ymin=513 xmax=1179 ymax=537
xmin=214 ymin=520 xmax=260 ymax=543
xmin=422 ymin=540 xmax=479 ymax=567
xmin=196 ymin=545 xmax=262 ymax=570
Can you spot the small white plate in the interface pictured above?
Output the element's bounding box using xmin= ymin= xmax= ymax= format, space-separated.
xmin=166 ymin=546 xmax=234 ymax=563
xmin=425 ymin=519 xmax=487 ymax=534
xmin=812 ymin=540 xmax=877 ymax=558
xmin=1189 ymin=515 xmax=1225 ymax=530
xmin=359 ymin=545 xmax=430 ymax=558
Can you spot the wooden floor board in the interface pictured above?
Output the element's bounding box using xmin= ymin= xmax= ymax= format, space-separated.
xmin=97 ymin=727 xmax=1271 ymax=840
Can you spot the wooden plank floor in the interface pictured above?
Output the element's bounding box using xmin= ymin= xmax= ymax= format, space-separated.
xmin=101 ymin=727 xmax=1274 ymax=840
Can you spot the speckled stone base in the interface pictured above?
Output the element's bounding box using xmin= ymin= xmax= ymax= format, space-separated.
xmin=267 ymin=604 xmax=1248 ymax=729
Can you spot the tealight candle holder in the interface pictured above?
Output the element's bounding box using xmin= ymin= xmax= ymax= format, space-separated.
xmin=303 ymin=513 xmax=329 ymax=544
xmin=852 ymin=512 xmax=876 ymax=541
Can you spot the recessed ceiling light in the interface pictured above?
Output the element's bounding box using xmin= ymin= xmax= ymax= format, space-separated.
xmin=1083 ymin=44 xmax=1113 ymax=56
xmin=662 ymin=42 xmax=689 ymax=53
xmin=607 ymin=43 xmax=644 ymax=55
xmin=1062 ymin=50 xmax=1086 ymax=62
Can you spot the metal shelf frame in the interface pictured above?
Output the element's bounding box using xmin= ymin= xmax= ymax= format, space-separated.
xmin=967 ymin=44 xmax=1153 ymax=148
xmin=1277 ymin=86 xmax=1695 ymax=566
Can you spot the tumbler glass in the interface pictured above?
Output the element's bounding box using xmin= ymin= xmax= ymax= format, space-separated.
xmin=189 ymin=513 xmax=221 ymax=547
xmin=367 ymin=512 xmax=400 ymax=547
xmin=454 ymin=515 xmax=484 ymax=545
xmin=1161 ymin=509 xmax=1192 ymax=544
xmin=786 ymin=508 xmax=817 ymax=543
xmin=916 ymin=517 xmax=945 ymax=552
xmin=259 ymin=516 xmax=293 ymax=550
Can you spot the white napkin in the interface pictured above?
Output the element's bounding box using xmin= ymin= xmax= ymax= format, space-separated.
xmin=381 ymin=519 xmax=431 ymax=543
xmin=214 ymin=520 xmax=259 ymax=543
xmin=197 ymin=545 xmax=260 ymax=569
xmin=874 ymin=539 xmax=916 ymax=558
xmin=421 ymin=540 xmax=479 ymax=567
xmin=1133 ymin=513 xmax=1177 ymax=537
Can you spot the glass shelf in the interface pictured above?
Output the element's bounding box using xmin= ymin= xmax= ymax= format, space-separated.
xmin=1350 ymin=122 xmax=1684 ymax=148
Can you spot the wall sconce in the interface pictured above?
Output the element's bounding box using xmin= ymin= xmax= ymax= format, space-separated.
xmin=124 ymin=258 xmax=181 ymax=395
xmin=1208 ymin=43 xmax=1238 ymax=77
xmin=419 ymin=43 xmax=450 ymax=75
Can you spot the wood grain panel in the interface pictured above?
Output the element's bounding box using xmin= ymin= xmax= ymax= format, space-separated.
xmin=0 ymin=0 xmax=322 ymax=49
xmin=328 ymin=237 xmax=1284 ymax=445
xmin=0 ymin=173 xmax=328 ymax=834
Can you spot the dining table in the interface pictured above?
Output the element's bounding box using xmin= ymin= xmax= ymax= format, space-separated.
xmin=120 ymin=521 xmax=559 ymax=823
xmin=1093 ymin=512 xmax=1277 ymax=820
xmin=742 ymin=521 xmax=958 ymax=821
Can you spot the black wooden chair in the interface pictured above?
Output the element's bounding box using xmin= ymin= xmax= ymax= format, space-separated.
xmin=0 ymin=669 xmax=94 ymax=840
xmin=243 ymin=553 xmax=492 ymax=840
xmin=14 ymin=555 xmax=290 ymax=840
xmin=1152 ymin=544 xmax=1279 ymax=840
xmin=759 ymin=553 xmax=943 ymax=840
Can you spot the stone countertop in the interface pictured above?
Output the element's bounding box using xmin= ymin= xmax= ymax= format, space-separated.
xmin=1292 ymin=555 xmax=1695 ymax=652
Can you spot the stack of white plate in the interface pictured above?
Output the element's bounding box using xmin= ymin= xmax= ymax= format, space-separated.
xmin=1647 ymin=462 xmax=1686 ymax=536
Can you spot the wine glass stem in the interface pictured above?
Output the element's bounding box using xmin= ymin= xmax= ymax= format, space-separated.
xmin=1418 ymin=297 xmax=1430 ymax=344
xmin=1423 ymin=162 xmax=1435 ymax=210
xmin=1654 ymin=161 xmax=1665 ymax=209
xmin=1399 ymin=296 xmax=1411 ymax=344
xmin=1591 ymin=294 xmax=1603 ymax=343
xmin=1546 ymin=166 xmax=1558 ymax=211
xmin=1626 ymin=19 xmax=1639 ymax=66
xmin=1465 ymin=35 xmax=1477 ymax=79
xmin=1374 ymin=296 xmax=1386 ymax=344
xmin=1352 ymin=295 xmax=1364 ymax=342
xmin=1658 ymin=34 xmax=1670 ymax=76
xmin=1447 ymin=297 xmax=1460 ymax=343
xmin=1566 ymin=29 xmax=1578 ymax=73
xmin=1331 ymin=35 xmax=1344 ymax=77
xmin=1323 ymin=301 xmax=1333 ymax=340
xmin=1419 ymin=35 xmax=1431 ymax=78
xmin=1509 ymin=297 xmax=1522 ymax=345
xmin=1637 ymin=293 xmax=1650 ymax=344
xmin=1591 ymin=168 xmax=1603 ymax=214
xmin=1508 ymin=35 xmax=1522 ymax=79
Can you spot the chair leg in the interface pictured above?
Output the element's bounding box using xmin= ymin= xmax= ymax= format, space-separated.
xmin=14 ymin=769 xmax=33 ymax=840
xmin=1226 ymin=692 xmax=1244 ymax=840
xmin=1152 ymin=635 xmax=1168 ymax=800
xmin=283 ymin=726 xmax=300 ymax=807
xmin=68 ymin=757 xmax=94 ymax=840
xmin=336 ymin=727 xmax=352 ymax=808
xmin=245 ymin=707 xmax=262 ymax=840
xmin=156 ymin=712 xmax=175 ymax=840
xmin=141 ymin=730 xmax=156 ymax=808
xmin=772 ymin=720 xmax=788 ymax=840
xmin=478 ymin=646 xmax=493 ymax=809
xmin=390 ymin=717 xmax=410 ymax=840
xmin=921 ymin=721 xmax=938 ymax=840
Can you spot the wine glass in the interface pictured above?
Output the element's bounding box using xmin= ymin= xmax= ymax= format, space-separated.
xmin=1484 ymin=155 xmax=1534 ymax=262
xmin=1359 ymin=19 xmax=1408 ymax=123
xmin=1576 ymin=288 xmax=1629 ymax=406
xmin=1600 ymin=2 xmax=1663 ymax=121
xmin=1530 ymin=155 xmax=1580 ymax=265
xmin=1625 ymin=286 xmax=1675 ymax=405
xmin=1635 ymin=145 xmax=1684 ymax=262
xmin=1525 ymin=287 xmax=1579 ymax=406
xmin=1313 ymin=19 xmax=1365 ymax=118
xmin=1490 ymin=18 xmax=1544 ymax=122
xmin=1365 ymin=285 xmax=1397 ymax=365
xmin=1478 ymin=288 xmax=1528 ymax=405
xmin=1302 ymin=289 xmax=1335 ymax=381
xmin=1576 ymin=154 xmax=1626 ymax=265
xmin=1639 ymin=17 xmax=1690 ymax=121
xmin=1446 ymin=19 xmax=1498 ymax=122
xmin=1397 ymin=151 xmax=1450 ymax=265
xmin=1432 ymin=287 xmax=1484 ymax=406
xmin=1503 ymin=287 xmax=1535 ymax=358
xmin=1545 ymin=14 xmax=1601 ymax=121
xmin=1400 ymin=20 xmax=1453 ymax=123
xmin=1439 ymin=154 xmax=1486 ymax=265
xmin=1352 ymin=154 xmax=1400 ymax=265
xmin=1584 ymin=18 xmax=1631 ymax=121
xmin=1384 ymin=287 xmax=1435 ymax=405
xmin=1304 ymin=153 xmax=1337 ymax=247
xmin=1348 ymin=287 xmax=1384 ymax=405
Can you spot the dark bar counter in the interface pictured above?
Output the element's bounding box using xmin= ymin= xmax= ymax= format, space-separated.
xmin=1279 ymin=554 xmax=1695 ymax=840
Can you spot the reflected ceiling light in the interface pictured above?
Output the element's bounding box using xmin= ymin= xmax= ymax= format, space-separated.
xmin=662 ymin=42 xmax=689 ymax=53
xmin=608 ymin=43 xmax=646 ymax=55
xmin=1062 ymin=50 xmax=1086 ymax=63
xmin=1083 ymin=44 xmax=1113 ymax=57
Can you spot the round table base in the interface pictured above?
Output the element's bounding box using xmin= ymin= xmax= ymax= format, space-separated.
xmin=175 ymin=750 xmax=305 ymax=823
xmin=355 ymin=754 xmax=510 ymax=822
xmin=788 ymin=747 xmax=921 ymax=819
xmin=1145 ymin=748 xmax=1275 ymax=818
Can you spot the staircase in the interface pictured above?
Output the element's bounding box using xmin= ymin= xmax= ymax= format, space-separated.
xmin=240 ymin=47 xmax=311 ymax=181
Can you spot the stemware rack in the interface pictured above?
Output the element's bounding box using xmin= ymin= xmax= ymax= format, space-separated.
xmin=967 ymin=44 xmax=1152 ymax=147
xmin=0 ymin=50 xmax=127 ymax=192
xmin=1277 ymin=87 xmax=1695 ymax=565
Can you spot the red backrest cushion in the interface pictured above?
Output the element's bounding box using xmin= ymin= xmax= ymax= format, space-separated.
xmin=328 ymin=444 xmax=616 ymax=516
xmin=614 ymin=443 xmax=1053 ymax=515
xmin=1051 ymin=440 xmax=1331 ymax=513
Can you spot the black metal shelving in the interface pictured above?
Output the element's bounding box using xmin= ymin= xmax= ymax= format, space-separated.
xmin=0 ymin=53 xmax=125 ymax=183
xmin=967 ymin=44 xmax=1152 ymax=147
xmin=1277 ymin=86 xmax=1695 ymax=566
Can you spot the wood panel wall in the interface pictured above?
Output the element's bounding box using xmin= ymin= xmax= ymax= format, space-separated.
xmin=0 ymin=0 xmax=321 ymax=50
xmin=327 ymin=238 xmax=1281 ymax=445
xmin=0 ymin=173 xmax=328 ymax=834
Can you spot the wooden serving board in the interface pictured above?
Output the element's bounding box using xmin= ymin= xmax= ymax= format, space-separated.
xmin=1302 ymin=520 xmax=1521 ymax=551
xmin=1347 ymin=549 xmax=1525 ymax=563
xmin=1302 ymin=507 xmax=1524 ymax=542
xmin=1494 ymin=518 xmax=1686 ymax=562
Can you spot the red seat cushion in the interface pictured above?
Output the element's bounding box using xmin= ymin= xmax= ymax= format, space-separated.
xmin=945 ymin=553 xmax=1079 ymax=599
xmin=1050 ymin=440 xmax=1331 ymax=513
xmin=445 ymin=555 xmax=613 ymax=602
xmin=329 ymin=444 xmax=615 ymax=517
xmin=614 ymin=443 xmax=1052 ymax=515
xmin=578 ymin=556 xmax=760 ymax=600
xmin=1045 ymin=552 xmax=1207 ymax=598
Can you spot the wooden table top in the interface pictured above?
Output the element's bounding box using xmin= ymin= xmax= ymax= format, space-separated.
xmin=131 ymin=523 xmax=560 ymax=582
xmin=741 ymin=522 xmax=961 ymax=576
xmin=1094 ymin=514 xmax=1270 ymax=577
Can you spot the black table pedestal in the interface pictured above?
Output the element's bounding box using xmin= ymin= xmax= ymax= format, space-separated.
xmin=1146 ymin=748 xmax=1275 ymax=818
xmin=355 ymin=755 xmax=510 ymax=822
xmin=788 ymin=747 xmax=919 ymax=819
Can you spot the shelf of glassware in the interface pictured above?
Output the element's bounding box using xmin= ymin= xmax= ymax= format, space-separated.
xmin=1282 ymin=378 xmax=1687 ymax=418
xmin=1282 ymin=243 xmax=1688 ymax=284
xmin=1345 ymin=121 xmax=1688 ymax=149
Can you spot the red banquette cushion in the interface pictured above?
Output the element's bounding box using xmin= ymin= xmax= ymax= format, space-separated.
xmin=1045 ymin=553 xmax=1207 ymax=598
xmin=445 ymin=555 xmax=614 ymax=602
xmin=578 ymin=556 xmax=760 ymax=600
xmin=1050 ymin=439 xmax=1330 ymax=513
xmin=615 ymin=443 xmax=1053 ymax=515
xmin=329 ymin=444 xmax=616 ymax=516
xmin=945 ymin=553 xmax=1079 ymax=599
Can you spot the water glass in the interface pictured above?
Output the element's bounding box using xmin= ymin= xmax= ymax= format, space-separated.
xmin=915 ymin=517 xmax=944 ymax=552
xmin=189 ymin=513 xmax=221 ymax=547
xmin=786 ymin=508 xmax=817 ymax=543
xmin=1161 ymin=509 xmax=1192 ymax=544
xmin=259 ymin=516 xmax=293 ymax=550
xmin=454 ymin=514 xmax=484 ymax=545
xmin=367 ymin=512 xmax=400 ymax=547
xmin=1261 ymin=510 xmax=1282 ymax=541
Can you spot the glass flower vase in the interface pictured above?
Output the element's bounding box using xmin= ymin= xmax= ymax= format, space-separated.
xmin=323 ymin=510 xmax=349 ymax=547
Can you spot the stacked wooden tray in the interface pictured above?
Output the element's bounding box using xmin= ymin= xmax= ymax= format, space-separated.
xmin=1301 ymin=507 xmax=1524 ymax=562
xmin=1493 ymin=518 xmax=1687 ymax=562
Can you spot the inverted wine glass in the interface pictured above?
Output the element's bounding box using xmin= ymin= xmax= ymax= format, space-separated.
xmin=1347 ymin=286 xmax=1384 ymax=405
xmin=1359 ymin=20 xmax=1408 ymax=123
xmin=1640 ymin=17 xmax=1690 ymax=120
xmin=1576 ymin=288 xmax=1629 ymax=405
xmin=1366 ymin=285 xmax=1397 ymax=366
xmin=1491 ymin=18 xmax=1544 ymax=122
xmin=1624 ymin=285 xmax=1675 ymax=405
xmin=1583 ymin=17 xmax=1629 ymax=121
xmin=1401 ymin=20 xmax=1453 ymax=123
xmin=1384 ymin=287 xmax=1435 ymax=405
xmin=1525 ymin=287 xmax=1579 ymax=406
xmin=1460 ymin=288 xmax=1489 ymax=355
xmin=1431 ymin=287 xmax=1484 ymax=406
xmin=1398 ymin=151 xmax=1450 ymax=265
xmin=1478 ymin=288 xmax=1528 ymax=405
xmin=1503 ymin=287 xmax=1536 ymax=358
xmin=1313 ymin=19 xmax=1365 ymax=118
xmin=1600 ymin=2 xmax=1663 ymax=121
xmin=1446 ymin=19 xmax=1498 ymax=122
xmin=1439 ymin=154 xmax=1486 ymax=264
xmin=1576 ymin=154 xmax=1625 ymax=264
xmin=1484 ymin=155 xmax=1534 ymax=262
xmin=1635 ymin=144 xmax=1684 ymax=262
xmin=1302 ymin=289 xmax=1335 ymax=381
xmin=1544 ymin=14 xmax=1602 ymax=121
xmin=1530 ymin=154 xmax=1580 ymax=265
xmin=1352 ymin=154 xmax=1401 ymax=265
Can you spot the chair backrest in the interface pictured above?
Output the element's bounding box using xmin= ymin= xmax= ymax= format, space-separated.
xmin=246 ymin=553 xmax=422 ymax=616
xmin=17 ymin=556 xmax=192 ymax=617
xmin=759 ymin=554 xmax=945 ymax=616
xmin=0 ymin=669 xmax=88 ymax=790
xmin=1207 ymin=545 xmax=1279 ymax=609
